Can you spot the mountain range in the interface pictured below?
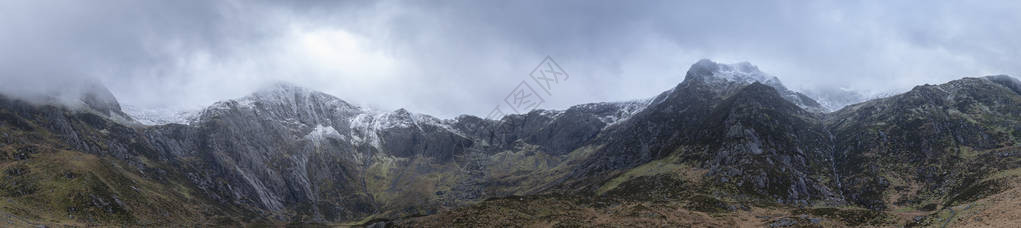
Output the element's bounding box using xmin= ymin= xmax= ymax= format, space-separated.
xmin=2 ymin=59 xmax=1020 ymax=227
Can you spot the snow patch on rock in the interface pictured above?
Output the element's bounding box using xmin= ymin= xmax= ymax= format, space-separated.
xmin=305 ymin=124 xmax=344 ymax=141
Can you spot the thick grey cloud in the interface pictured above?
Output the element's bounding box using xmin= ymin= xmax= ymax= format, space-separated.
xmin=1 ymin=0 xmax=1019 ymax=118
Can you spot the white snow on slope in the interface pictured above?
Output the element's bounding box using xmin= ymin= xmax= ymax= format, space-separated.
xmin=600 ymin=100 xmax=649 ymax=125
xmin=122 ymin=105 xmax=200 ymax=125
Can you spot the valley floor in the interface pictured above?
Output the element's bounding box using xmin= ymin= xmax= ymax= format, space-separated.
xmin=386 ymin=175 xmax=1021 ymax=228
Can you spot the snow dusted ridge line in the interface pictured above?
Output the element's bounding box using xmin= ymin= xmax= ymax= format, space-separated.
xmin=122 ymin=58 xmax=885 ymax=131
xmin=141 ymin=81 xmax=652 ymax=155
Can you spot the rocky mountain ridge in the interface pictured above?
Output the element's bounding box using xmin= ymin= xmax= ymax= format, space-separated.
xmin=2 ymin=59 xmax=1020 ymax=227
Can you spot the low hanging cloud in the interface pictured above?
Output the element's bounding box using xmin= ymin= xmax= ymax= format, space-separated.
xmin=1 ymin=0 xmax=1019 ymax=118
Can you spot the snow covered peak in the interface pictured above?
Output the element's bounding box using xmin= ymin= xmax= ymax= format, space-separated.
xmin=195 ymin=82 xmax=366 ymax=130
xmin=248 ymin=82 xmax=327 ymax=106
xmin=685 ymin=59 xmax=783 ymax=87
xmin=683 ymin=59 xmax=826 ymax=112
xmin=210 ymin=82 xmax=361 ymax=114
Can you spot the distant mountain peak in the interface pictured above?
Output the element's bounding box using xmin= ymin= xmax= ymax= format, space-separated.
xmin=195 ymin=83 xmax=364 ymax=128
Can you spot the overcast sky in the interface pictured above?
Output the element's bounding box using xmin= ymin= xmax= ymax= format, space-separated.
xmin=1 ymin=0 xmax=1019 ymax=118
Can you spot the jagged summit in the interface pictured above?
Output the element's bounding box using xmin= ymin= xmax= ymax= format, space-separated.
xmin=680 ymin=59 xmax=826 ymax=113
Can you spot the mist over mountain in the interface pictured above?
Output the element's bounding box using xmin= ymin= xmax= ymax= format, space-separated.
xmin=4 ymin=1 xmax=1021 ymax=118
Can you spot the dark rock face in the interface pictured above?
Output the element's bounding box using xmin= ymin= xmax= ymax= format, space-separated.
xmin=524 ymin=108 xmax=606 ymax=156
xmin=693 ymin=83 xmax=839 ymax=205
